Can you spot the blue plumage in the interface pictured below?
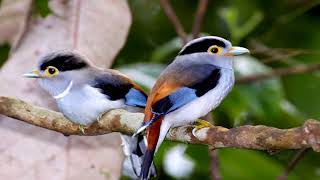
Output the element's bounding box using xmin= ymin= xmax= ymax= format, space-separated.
xmin=134 ymin=87 xmax=198 ymax=135
xmin=125 ymin=88 xmax=147 ymax=107
xmin=152 ymin=87 xmax=198 ymax=115
xmin=165 ymin=87 xmax=198 ymax=113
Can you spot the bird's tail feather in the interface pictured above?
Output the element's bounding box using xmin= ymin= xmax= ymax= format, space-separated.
xmin=132 ymin=135 xmax=157 ymax=178
xmin=140 ymin=116 xmax=163 ymax=179
xmin=133 ymin=113 xmax=162 ymax=137
xmin=120 ymin=134 xmax=157 ymax=179
xmin=141 ymin=148 xmax=156 ymax=180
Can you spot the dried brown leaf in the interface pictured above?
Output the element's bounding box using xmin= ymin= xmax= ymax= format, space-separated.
xmin=0 ymin=0 xmax=131 ymax=179
xmin=0 ymin=0 xmax=32 ymax=49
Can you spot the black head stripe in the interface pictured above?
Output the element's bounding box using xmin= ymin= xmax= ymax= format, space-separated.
xmin=40 ymin=54 xmax=88 ymax=71
xmin=179 ymin=38 xmax=226 ymax=55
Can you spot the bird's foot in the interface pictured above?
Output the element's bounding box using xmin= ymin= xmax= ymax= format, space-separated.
xmin=97 ymin=112 xmax=105 ymax=123
xmin=192 ymin=119 xmax=213 ymax=137
xmin=195 ymin=119 xmax=213 ymax=129
xmin=97 ymin=110 xmax=111 ymax=123
xmin=78 ymin=125 xmax=87 ymax=135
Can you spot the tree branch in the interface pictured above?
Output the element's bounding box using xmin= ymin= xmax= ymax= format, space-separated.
xmin=203 ymin=113 xmax=222 ymax=180
xmin=0 ymin=96 xmax=320 ymax=152
xmin=209 ymin=147 xmax=221 ymax=180
xmin=192 ymin=0 xmax=208 ymax=39
xmin=277 ymin=148 xmax=308 ymax=180
xmin=160 ymin=0 xmax=188 ymax=44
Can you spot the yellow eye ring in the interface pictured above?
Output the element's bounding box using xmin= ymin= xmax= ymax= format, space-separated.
xmin=45 ymin=66 xmax=59 ymax=77
xmin=208 ymin=45 xmax=222 ymax=55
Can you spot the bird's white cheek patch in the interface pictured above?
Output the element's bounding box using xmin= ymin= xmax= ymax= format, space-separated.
xmin=53 ymin=81 xmax=73 ymax=99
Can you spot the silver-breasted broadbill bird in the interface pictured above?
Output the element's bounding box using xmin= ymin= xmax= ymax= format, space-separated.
xmin=134 ymin=36 xmax=249 ymax=179
xmin=24 ymin=51 xmax=156 ymax=179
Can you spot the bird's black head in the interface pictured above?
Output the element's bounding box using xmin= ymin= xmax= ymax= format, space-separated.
xmin=178 ymin=36 xmax=233 ymax=56
xmin=39 ymin=51 xmax=89 ymax=72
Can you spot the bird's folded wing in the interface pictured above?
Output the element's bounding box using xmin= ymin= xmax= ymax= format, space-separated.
xmin=134 ymin=87 xmax=198 ymax=135
xmin=152 ymin=87 xmax=198 ymax=114
xmin=125 ymin=88 xmax=147 ymax=107
xmin=144 ymin=63 xmax=221 ymax=124
xmin=90 ymin=72 xmax=147 ymax=107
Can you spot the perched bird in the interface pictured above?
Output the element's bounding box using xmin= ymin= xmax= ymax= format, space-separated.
xmin=135 ymin=36 xmax=250 ymax=179
xmin=23 ymin=51 xmax=156 ymax=179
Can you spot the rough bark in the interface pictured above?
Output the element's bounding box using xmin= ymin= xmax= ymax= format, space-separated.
xmin=1 ymin=96 xmax=319 ymax=152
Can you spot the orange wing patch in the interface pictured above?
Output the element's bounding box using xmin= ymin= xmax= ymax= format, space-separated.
xmin=144 ymin=79 xmax=181 ymax=122
xmin=152 ymin=81 xmax=180 ymax=104
xmin=146 ymin=116 xmax=164 ymax=149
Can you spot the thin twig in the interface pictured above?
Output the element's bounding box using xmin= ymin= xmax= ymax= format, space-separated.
xmin=209 ymin=147 xmax=221 ymax=180
xmin=263 ymin=1 xmax=320 ymax=40
xmin=11 ymin=0 xmax=33 ymax=51
xmin=160 ymin=0 xmax=188 ymax=44
xmin=250 ymin=38 xmax=320 ymax=69
xmin=249 ymin=40 xmax=320 ymax=65
xmin=203 ymin=113 xmax=221 ymax=180
xmin=72 ymin=0 xmax=81 ymax=49
xmin=236 ymin=63 xmax=320 ymax=84
xmin=192 ymin=0 xmax=208 ymax=39
xmin=277 ymin=148 xmax=308 ymax=180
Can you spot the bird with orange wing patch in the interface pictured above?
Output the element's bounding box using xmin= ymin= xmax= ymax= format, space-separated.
xmin=134 ymin=36 xmax=250 ymax=179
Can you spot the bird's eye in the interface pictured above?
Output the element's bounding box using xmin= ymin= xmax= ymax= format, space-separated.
xmin=45 ymin=66 xmax=59 ymax=77
xmin=208 ymin=45 xmax=222 ymax=55
xmin=48 ymin=67 xmax=56 ymax=74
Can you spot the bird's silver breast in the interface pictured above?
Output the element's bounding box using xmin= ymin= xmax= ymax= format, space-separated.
xmin=56 ymin=85 xmax=125 ymax=125
xmin=164 ymin=68 xmax=235 ymax=127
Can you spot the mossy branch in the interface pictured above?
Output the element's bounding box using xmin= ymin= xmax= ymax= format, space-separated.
xmin=0 ymin=96 xmax=319 ymax=152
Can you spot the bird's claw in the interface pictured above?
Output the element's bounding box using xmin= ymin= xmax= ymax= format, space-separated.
xmin=195 ymin=119 xmax=213 ymax=129
xmin=78 ymin=125 xmax=87 ymax=134
xmin=97 ymin=112 xmax=105 ymax=122
xmin=192 ymin=119 xmax=213 ymax=137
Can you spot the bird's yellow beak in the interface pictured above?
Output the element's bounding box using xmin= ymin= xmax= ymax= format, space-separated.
xmin=23 ymin=70 xmax=43 ymax=78
xmin=225 ymin=46 xmax=250 ymax=56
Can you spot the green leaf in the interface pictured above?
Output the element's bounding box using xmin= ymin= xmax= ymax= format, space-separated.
xmin=0 ymin=43 xmax=10 ymax=67
xmin=283 ymin=74 xmax=320 ymax=119
xmin=219 ymin=7 xmax=263 ymax=44
xmin=219 ymin=149 xmax=300 ymax=180
xmin=34 ymin=0 xmax=52 ymax=17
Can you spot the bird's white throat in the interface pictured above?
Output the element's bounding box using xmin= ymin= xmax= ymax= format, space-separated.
xmin=53 ymin=80 xmax=73 ymax=99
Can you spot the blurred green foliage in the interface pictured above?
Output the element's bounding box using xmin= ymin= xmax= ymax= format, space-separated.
xmin=116 ymin=1 xmax=320 ymax=179
xmin=216 ymin=56 xmax=304 ymax=128
xmin=33 ymin=0 xmax=52 ymax=17
xmin=0 ymin=43 xmax=10 ymax=67
xmin=219 ymin=7 xmax=263 ymax=44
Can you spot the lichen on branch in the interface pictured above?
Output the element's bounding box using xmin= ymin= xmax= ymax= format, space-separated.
xmin=0 ymin=96 xmax=319 ymax=152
